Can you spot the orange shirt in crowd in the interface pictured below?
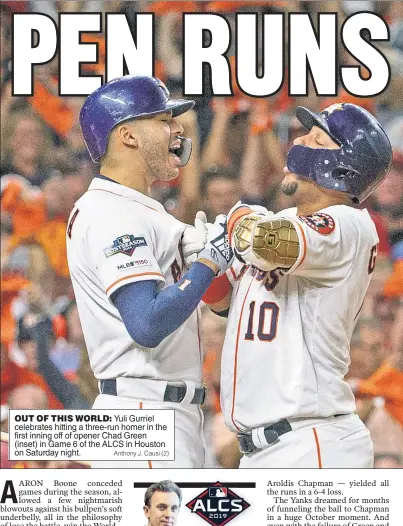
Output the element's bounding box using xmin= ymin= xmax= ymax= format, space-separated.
xmin=2 ymin=180 xmax=69 ymax=278
xmin=1 ymin=180 xmax=47 ymax=237
xmin=151 ymin=1 xmax=199 ymax=13
xmin=384 ymin=261 xmax=403 ymax=298
xmin=29 ymin=80 xmax=74 ymax=138
xmin=6 ymin=221 xmax=69 ymax=278
xmin=357 ymin=363 xmax=403 ymax=426
xmin=1 ymin=360 xmax=63 ymax=410
xmin=34 ymin=219 xmax=70 ymax=278
xmin=1 ymin=273 xmax=31 ymax=346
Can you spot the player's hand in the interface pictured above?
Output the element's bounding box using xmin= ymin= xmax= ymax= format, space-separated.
xmin=197 ymin=214 xmax=234 ymax=275
xmin=181 ymin=211 xmax=208 ymax=268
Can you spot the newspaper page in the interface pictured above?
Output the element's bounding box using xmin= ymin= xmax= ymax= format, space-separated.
xmin=1 ymin=1 xmax=402 ymax=526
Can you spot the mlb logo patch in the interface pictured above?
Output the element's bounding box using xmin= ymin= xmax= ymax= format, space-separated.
xmin=209 ymin=487 xmax=227 ymax=498
xmin=104 ymin=234 xmax=147 ymax=257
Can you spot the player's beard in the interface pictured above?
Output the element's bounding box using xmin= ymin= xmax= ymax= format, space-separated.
xmin=142 ymin=134 xmax=179 ymax=182
xmin=281 ymin=180 xmax=298 ymax=196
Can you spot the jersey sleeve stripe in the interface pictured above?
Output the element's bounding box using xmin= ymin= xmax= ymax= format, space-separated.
xmin=106 ymin=272 xmax=164 ymax=294
xmin=293 ymin=220 xmax=308 ymax=270
xmin=228 ymin=207 xmax=254 ymax=241
xmin=231 ymin=276 xmax=255 ymax=432
xmin=312 ymin=428 xmax=323 ymax=468
xmin=225 ymin=266 xmax=237 ymax=286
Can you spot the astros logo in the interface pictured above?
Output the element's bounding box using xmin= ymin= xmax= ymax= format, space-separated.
xmin=323 ymin=103 xmax=345 ymax=115
xmin=299 ymin=213 xmax=336 ymax=235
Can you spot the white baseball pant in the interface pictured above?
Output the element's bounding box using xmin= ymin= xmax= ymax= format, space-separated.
xmin=90 ymin=381 xmax=206 ymax=468
xmin=239 ymin=413 xmax=374 ymax=468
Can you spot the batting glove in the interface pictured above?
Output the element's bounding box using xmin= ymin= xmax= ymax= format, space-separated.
xmin=181 ymin=211 xmax=208 ymax=268
xmin=198 ymin=214 xmax=234 ymax=275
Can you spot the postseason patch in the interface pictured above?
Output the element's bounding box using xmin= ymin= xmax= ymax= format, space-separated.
xmin=298 ymin=213 xmax=335 ymax=235
xmin=104 ymin=235 xmax=147 ymax=257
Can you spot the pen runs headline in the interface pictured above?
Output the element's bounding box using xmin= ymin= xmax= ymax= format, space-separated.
xmin=12 ymin=12 xmax=390 ymax=97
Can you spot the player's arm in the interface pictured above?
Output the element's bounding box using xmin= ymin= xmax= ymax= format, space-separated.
xmin=231 ymin=208 xmax=373 ymax=287
xmin=201 ymin=272 xmax=233 ymax=317
xmin=232 ymin=214 xmax=300 ymax=272
xmin=112 ymin=261 xmax=216 ymax=348
xmin=112 ymin=216 xmax=233 ymax=348
xmin=226 ymin=202 xmax=300 ymax=273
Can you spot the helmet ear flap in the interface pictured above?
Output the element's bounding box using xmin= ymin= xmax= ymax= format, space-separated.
xmin=331 ymin=167 xmax=361 ymax=204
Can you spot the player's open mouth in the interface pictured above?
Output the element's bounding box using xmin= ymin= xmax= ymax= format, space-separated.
xmin=168 ymin=141 xmax=181 ymax=166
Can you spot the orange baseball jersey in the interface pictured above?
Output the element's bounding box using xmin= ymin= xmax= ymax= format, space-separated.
xmin=66 ymin=177 xmax=202 ymax=382
xmin=221 ymin=205 xmax=379 ymax=432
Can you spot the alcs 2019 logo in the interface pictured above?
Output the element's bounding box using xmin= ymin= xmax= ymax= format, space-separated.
xmin=186 ymin=482 xmax=250 ymax=525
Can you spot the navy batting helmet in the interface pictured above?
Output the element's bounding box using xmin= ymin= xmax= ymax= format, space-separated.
xmin=286 ymin=102 xmax=392 ymax=203
xmin=80 ymin=75 xmax=195 ymax=163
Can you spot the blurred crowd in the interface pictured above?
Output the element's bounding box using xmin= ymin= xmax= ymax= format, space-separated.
xmin=1 ymin=0 xmax=402 ymax=470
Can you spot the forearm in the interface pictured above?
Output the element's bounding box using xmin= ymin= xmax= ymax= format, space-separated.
xmin=202 ymin=272 xmax=233 ymax=314
xmin=176 ymin=111 xmax=201 ymax=223
xmin=157 ymin=13 xmax=182 ymax=79
xmin=263 ymin=130 xmax=286 ymax=182
xmin=34 ymin=319 xmax=90 ymax=409
xmin=201 ymin=115 xmax=229 ymax=170
xmin=114 ymin=213 xmax=234 ymax=346
xmin=240 ymin=133 xmax=267 ymax=199
xmin=114 ymin=262 xmax=216 ymax=348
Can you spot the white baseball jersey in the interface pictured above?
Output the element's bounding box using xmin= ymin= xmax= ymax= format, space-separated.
xmin=221 ymin=205 xmax=378 ymax=432
xmin=66 ymin=177 xmax=202 ymax=382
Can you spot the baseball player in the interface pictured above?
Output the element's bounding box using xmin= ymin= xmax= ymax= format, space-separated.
xmin=204 ymin=103 xmax=392 ymax=468
xmin=66 ymin=76 xmax=233 ymax=468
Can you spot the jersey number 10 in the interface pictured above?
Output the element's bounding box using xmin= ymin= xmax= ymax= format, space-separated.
xmin=245 ymin=301 xmax=279 ymax=342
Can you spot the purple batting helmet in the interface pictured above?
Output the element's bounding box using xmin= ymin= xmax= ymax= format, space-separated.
xmin=286 ymin=103 xmax=392 ymax=203
xmin=79 ymin=75 xmax=195 ymax=163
